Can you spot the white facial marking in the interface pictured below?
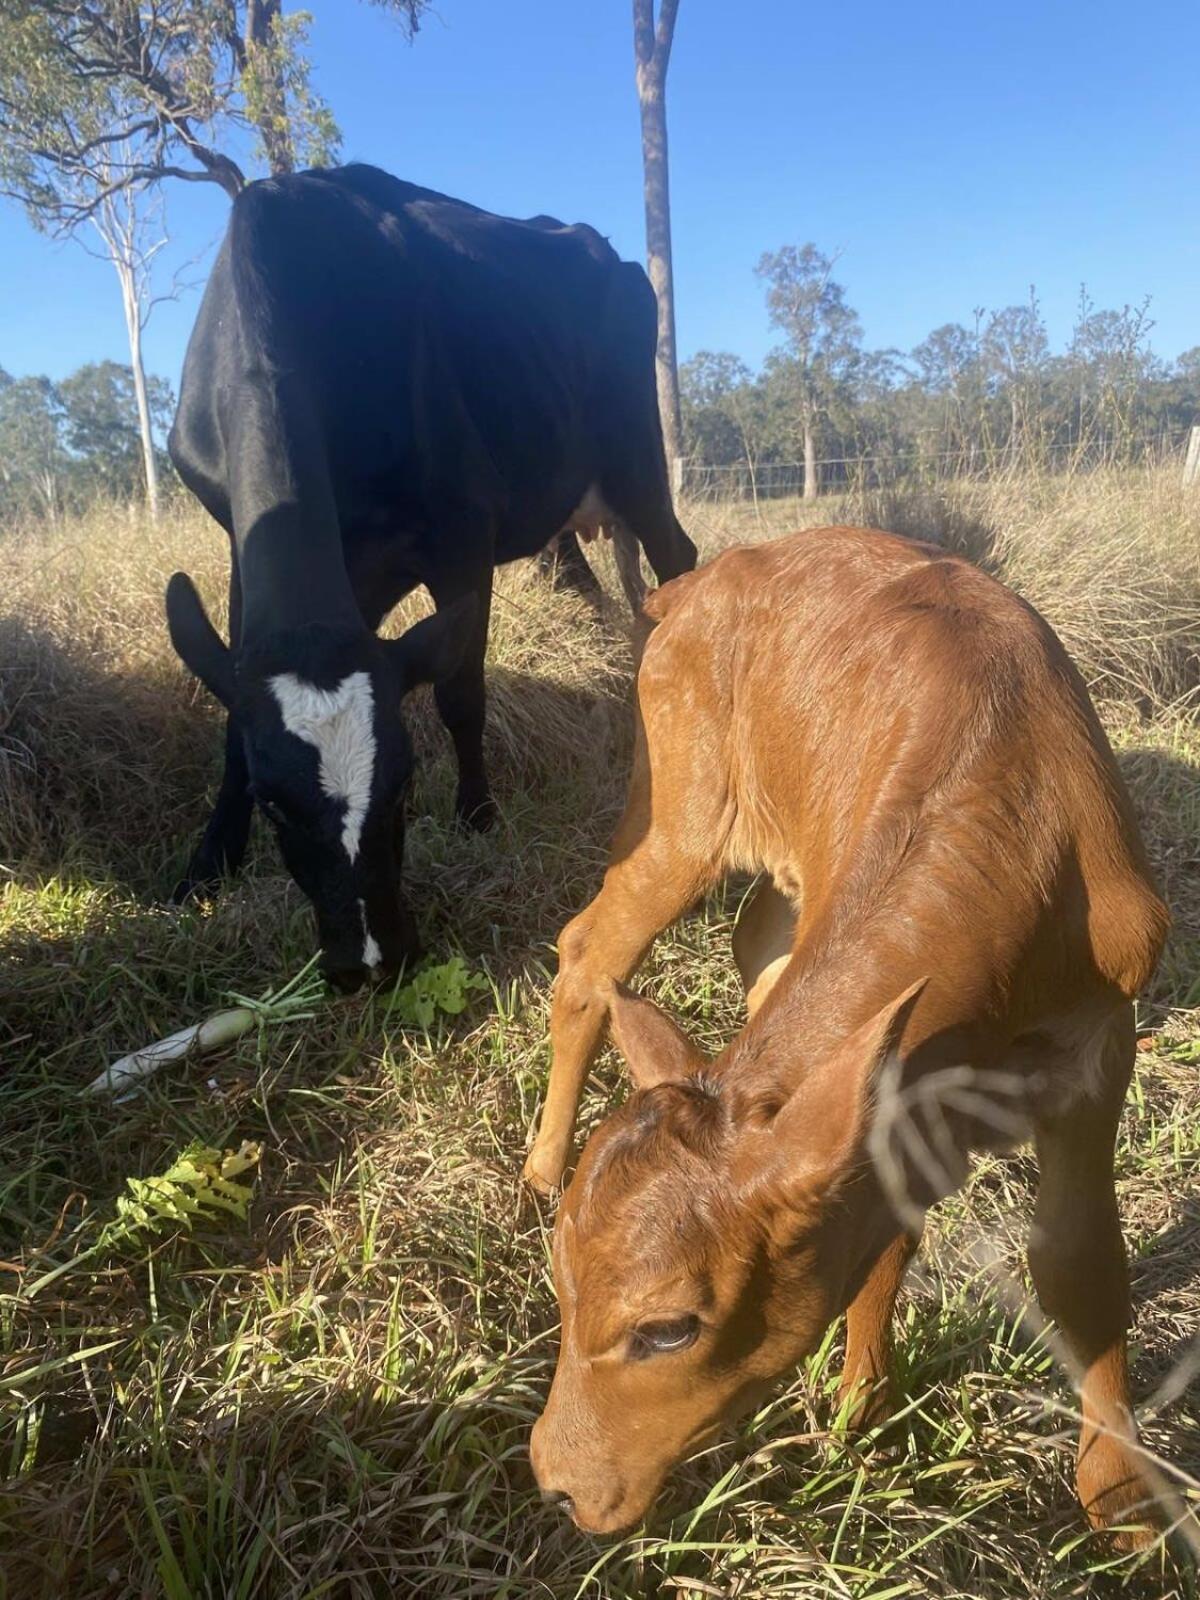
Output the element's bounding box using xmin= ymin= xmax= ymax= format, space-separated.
xmin=359 ymin=899 xmax=382 ymax=970
xmin=268 ymin=671 xmax=376 ymax=861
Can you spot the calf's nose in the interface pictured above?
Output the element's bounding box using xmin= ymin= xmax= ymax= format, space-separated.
xmin=539 ymin=1488 xmax=575 ymax=1517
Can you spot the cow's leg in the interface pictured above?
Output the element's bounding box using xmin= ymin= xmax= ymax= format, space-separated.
xmin=837 ymin=1229 xmax=921 ymax=1430
xmin=601 ymin=478 xmax=695 ymax=599
xmin=608 ymin=522 xmax=648 ymax=613
xmin=536 ymin=530 xmax=604 ymax=602
xmin=1027 ymin=1009 xmax=1156 ymax=1547
xmin=172 ymin=558 xmax=252 ymax=902
xmin=595 ymin=262 xmax=697 ymax=593
xmin=524 ymin=718 xmax=720 ymax=1193
xmin=427 ymin=555 xmax=496 ymax=830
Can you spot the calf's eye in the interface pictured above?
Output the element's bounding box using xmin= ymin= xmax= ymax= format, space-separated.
xmin=630 ymin=1315 xmax=700 ymax=1359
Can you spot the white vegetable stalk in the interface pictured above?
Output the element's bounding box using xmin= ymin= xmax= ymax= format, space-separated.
xmin=85 ymin=955 xmax=325 ymax=1099
xmin=84 ymin=1010 xmax=256 ymax=1097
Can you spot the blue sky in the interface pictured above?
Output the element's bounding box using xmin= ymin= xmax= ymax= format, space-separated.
xmin=2 ymin=0 xmax=1197 ymax=392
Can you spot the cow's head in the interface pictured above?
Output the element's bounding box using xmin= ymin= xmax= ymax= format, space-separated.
xmin=530 ymin=981 xmax=924 ymax=1535
xmin=166 ymin=572 xmax=471 ymax=990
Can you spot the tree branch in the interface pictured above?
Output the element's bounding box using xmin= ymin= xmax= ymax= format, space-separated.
xmin=632 ymin=0 xmax=680 ymax=80
xmin=655 ymin=0 xmax=680 ymax=75
xmin=632 ymin=0 xmax=655 ymax=70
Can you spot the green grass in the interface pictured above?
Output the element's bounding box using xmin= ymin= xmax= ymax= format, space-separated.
xmin=2 ymin=476 xmax=1199 ymax=1597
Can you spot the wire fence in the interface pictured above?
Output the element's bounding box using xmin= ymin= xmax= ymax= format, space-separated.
xmin=679 ymin=428 xmax=1197 ymax=502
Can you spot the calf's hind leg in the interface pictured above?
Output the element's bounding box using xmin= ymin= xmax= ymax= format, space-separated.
xmin=1028 ymin=1008 xmax=1157 ymax=1547
xmin=733 ymin=878 xmax=796 ymax=1018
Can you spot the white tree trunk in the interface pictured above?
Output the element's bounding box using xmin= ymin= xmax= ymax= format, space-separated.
xmin=115 ymin=252 xmax=160 ymax=520
xmin=803 ymin=419 xmax=819 ymax=500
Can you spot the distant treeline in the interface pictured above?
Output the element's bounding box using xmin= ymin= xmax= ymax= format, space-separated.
xmin=683 ymin=258 xmax=1200 ymax=495
xmin=0 ymin=360 xmax=174 ymax=523
xmin=5 ymin=271 xmax=1198 ymax=525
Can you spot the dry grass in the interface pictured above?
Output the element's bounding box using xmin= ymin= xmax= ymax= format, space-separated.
xmin=1 ymin=470 xmax=1198 ymax=1598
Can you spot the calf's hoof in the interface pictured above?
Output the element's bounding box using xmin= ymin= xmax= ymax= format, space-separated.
xmin=834 ymin=1373 xmax=897 ymax=1435
xmin=523 ymin=1144 xmax=569 ymax=1197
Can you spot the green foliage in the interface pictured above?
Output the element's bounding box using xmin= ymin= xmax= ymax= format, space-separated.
xmin=0 ymin=2 xmax=434 ymax=226
xmin=0 ymin=359 xmax=174 ymax=522
xmin=59 ymin=361 xmax=174 ymax=500
xmin=98 ymin=1141 xmax=263 ymax=1250
xmin=239 ymin=8 xmax=341 ymax=174
xmin=682 ymin=253 xmax=1200 ymax=483
xmin=0 ymin=373 xmax=67 ymax=518
xmin=383 ymin=956 xmax=490 ymax=1029
xmin=17 ymin=1142 xmax=263 ymax=1299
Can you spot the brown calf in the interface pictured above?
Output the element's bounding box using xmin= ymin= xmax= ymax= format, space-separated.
xmin=526 ymin=526 xmax=1168 ymax=1542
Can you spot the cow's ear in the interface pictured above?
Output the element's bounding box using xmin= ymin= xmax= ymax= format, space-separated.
xmin=166 ymin=572 xmax=235 ymax=708
xmin=608 ymin=981 xmax=707 ymax=1090
xmin=386 ymin=596 xmax=476 ymax=691
xmin=767 ymin=979 xmax=928 ymax=1198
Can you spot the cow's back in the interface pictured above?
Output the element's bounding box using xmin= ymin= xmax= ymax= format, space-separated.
xmin=173 ymin=164 xmax=637 ymax=542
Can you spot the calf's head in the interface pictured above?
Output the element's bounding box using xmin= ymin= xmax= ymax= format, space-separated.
xmin=531 ymin=981 xmax=923 ymax=1535
xmin=166 ymin=572 xmax=470 ymax=989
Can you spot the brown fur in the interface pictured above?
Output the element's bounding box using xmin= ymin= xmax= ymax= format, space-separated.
xmin=526 ymin=527 xmax=1168 ymax=1541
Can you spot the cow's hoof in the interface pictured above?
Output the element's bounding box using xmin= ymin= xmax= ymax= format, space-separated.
xmin=456 ymin=790 xmax=497 ymax=832
xmin=170 ymin=873 xmax=219 ymax=906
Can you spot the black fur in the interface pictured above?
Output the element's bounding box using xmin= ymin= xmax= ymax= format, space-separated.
xmin=167 ymin=164 xmax=695 ymax=986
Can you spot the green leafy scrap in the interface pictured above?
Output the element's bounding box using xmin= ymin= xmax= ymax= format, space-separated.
xmin=99 ymin=1141 xmax=263 ymax=1250
xmin=382 ymin=957 xmax=490 ymax=1029
xmin=16 ymin=1142 xmax=262 ymax=1300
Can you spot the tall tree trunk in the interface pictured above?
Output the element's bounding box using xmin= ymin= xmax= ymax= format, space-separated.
xmin=114 ymin=253 xmax=160 ymax=520
xmin=803 ymin=418 xmax=818 ymax=500
xmin=246 ymin=0 xmax=295 ymax=175
xmin=633 ymin=0 xmax=683 ymax=475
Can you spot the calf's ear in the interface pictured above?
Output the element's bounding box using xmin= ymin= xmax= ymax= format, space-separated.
xmin=768 ymin=978 xmax=928 ymax=1196
xmin=166 ymin=572 xmax=235 ymax=708
xmin=387 ymin=595 xmax=476 ymax=690
xmin=608 ymin=981 xmax=707 ymax=1090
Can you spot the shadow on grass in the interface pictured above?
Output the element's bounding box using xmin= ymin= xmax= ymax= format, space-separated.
xmin=0 ymin=613 xmax=220 ymax=895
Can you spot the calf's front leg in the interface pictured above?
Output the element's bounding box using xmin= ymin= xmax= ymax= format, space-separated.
xmin=525 ymin=747 xmax=717 ymax=1193
xmin=837 ymin=1229 xmax=922 ymax=1431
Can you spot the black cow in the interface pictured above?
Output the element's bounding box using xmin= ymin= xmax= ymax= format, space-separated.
xmin=166 ymin=164 xmax=695 ymax=989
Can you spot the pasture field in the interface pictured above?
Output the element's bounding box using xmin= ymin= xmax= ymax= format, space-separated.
xmin=1 ymin=470 xmax=1199 ymax=1598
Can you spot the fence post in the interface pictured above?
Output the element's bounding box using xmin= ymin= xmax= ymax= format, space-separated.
xmin=1183 ymin=427 xmax=1200 ymax=489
